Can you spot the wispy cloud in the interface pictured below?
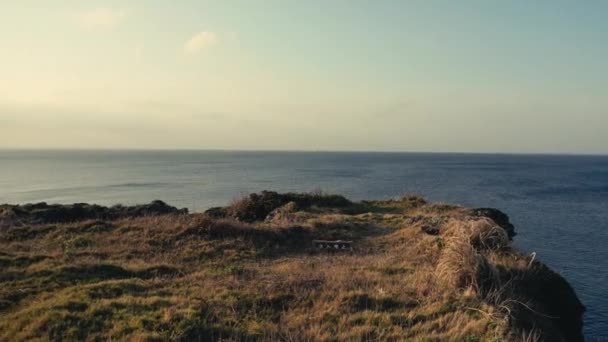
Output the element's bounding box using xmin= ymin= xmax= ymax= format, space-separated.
xmin=71 ymin=8 xmax=126 ymax=30
xmin=184 ymin=32 xmax=218 ymax=54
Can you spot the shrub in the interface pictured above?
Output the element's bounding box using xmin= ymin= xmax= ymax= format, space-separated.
xmin=219 ymin=191 xmax=352 ymax=222
xmin=436 ymin=235 xmax=499 ymax=294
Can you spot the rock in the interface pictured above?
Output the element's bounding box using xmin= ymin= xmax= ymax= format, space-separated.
xmin=421 ymin=225 xmax=440 ymax=235
xmin=220 ymin=191 xmax=352 ymax=223
xmin=0 ymin=201 xmax=187 ymax=226
xmin=505 ymin=262 xmax=585 ymax=341
xmin=204 ymin=207 xmax=227 ymax=219
xmin=470 ymin=208 xmax=516 ymax=239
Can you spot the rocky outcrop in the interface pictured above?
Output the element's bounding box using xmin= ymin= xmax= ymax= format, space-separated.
xmin=502 ymin=262 xmax=586 ymax=341
xmin=204 ymin=190 xmax=352 ymax=222
xmin=470 ymin=207 xmax=516 ymax=239
xmin=0 ymin=200 xmax=187 ymax=227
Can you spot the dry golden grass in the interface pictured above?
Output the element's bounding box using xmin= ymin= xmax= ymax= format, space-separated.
xmin=0 ymin=193 xmax=584 ymax=341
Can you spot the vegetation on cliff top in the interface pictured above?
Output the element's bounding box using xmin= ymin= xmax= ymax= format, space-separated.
xmin=0 ymin=191 xmax=584 ymax=341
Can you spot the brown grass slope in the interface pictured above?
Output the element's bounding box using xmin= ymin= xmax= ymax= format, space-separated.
xmin=0 ymin=192 xmax=584 ymax=341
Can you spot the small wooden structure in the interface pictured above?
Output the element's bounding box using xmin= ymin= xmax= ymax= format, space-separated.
xmin=312 ymin=240 xmax=353 ymax=251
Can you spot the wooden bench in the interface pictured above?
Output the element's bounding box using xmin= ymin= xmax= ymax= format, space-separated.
xmin=312 ymin=240 xmax=353 ymax=251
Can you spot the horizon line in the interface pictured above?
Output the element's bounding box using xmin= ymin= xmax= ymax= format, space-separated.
xmin=0 ymin=147 xmax=607 ymax=157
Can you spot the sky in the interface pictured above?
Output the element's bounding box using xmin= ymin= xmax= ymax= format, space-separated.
xmin=0 ymin=1 xmax=606 ymax=153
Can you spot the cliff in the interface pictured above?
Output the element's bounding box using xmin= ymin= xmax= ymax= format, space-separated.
xmin=0 ymin=192 xmax=584 ymax=341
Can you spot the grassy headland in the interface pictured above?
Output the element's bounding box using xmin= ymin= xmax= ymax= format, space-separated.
xmin=0 ymin=192 xmax=584 ymax=341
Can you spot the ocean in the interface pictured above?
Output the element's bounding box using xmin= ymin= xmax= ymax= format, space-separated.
xmin=0 ymin=150 xmax=606 ymax=338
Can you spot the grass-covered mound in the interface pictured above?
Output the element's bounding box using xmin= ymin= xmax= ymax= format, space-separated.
xmin=0 ymin=192 xmax=584 ymax=341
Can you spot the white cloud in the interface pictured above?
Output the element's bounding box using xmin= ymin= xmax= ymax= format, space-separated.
xmin=71 ymin=8 xmax=126 ymax=30
xmin=184 ymin=32 xmax=218 ymax=54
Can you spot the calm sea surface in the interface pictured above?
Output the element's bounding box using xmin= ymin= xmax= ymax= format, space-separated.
xmin=0 ymin=150 xmax=606 ymax=338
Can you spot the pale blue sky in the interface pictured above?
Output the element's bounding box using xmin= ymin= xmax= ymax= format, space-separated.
xmin=1 ymin=1 xmax=606 ymax=153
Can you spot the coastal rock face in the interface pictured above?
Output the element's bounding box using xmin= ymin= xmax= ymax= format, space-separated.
xmin=470 ymin=207 xmax=516 ymax=239
xmin=504 ymin=262 xmax=585 ymax=341
xmin=0 ymin=200 xmax=187 ymax=228
xmin=0 ymin=192 xmax=584 ymax=341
